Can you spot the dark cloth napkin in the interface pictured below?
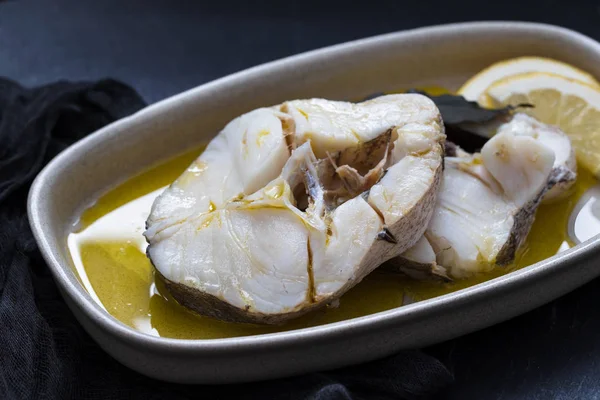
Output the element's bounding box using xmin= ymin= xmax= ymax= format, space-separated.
xmin=0 ymin=77 xmax=453 ymax=400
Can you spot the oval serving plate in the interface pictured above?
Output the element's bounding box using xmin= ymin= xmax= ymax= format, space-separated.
xmin=28 ymin=21 xmax=600 ymax=384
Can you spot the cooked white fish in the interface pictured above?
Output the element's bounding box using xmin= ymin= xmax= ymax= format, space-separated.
xmin=389 ymin=114 xmax=576 ymax=279
xmin=494 ymin=113 xmax=576 ymax=202
xmin=145 ymin=94 xmax=445 ymax=324
xmin=457 ymin=112 xmax=576 ymax=202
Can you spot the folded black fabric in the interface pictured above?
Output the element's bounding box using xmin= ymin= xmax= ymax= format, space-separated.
xmin=0 ymin=77 xmax=453 ymax=400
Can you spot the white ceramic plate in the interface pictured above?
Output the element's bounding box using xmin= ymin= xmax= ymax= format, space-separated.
xmin=28 ymin=21 xmax=600 ymax=384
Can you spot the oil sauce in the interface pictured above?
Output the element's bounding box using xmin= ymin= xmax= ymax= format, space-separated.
xmin=67 ymin=88 xmax=598 ymax=340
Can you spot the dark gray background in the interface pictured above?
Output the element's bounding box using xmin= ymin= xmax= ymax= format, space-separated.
xmin=2 ymin=0 xmax=600 ymax=399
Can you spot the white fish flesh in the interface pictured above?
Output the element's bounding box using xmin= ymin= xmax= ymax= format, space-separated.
xmin=389 ymin=114 xmax=576 ymax=279
xmin=494 ymin=113 xmax=576 ymax=202
xmin=144 ymin=94 xmax=445 ymax=324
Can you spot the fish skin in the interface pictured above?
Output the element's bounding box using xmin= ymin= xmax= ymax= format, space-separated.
xmin=496 ymin=165 xmax=576 ymax=265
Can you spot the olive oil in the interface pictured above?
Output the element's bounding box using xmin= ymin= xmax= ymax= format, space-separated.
xmin=67 ymin=88 xmax=598 ymax=340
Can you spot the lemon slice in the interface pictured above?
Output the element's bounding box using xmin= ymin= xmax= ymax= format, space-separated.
xmin=484 ymin=72 xmax=600 ymax=176
xmin=458 ymin=56 xmax=600 ymax=103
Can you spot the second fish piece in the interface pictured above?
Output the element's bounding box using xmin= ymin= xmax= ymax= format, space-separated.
xmin=388 ymin=114 xmax=577 ymax=280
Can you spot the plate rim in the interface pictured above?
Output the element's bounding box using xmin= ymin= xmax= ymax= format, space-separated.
xmin=27 ymin=20 xmax=600 ymax=353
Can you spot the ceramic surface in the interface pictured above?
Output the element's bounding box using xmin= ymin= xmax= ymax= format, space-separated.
xmin=28 ymin=21 xmax=600 ymax=384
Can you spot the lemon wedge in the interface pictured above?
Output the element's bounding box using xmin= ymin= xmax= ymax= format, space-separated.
xmin=483 ymin=72 xmax=600 ymax=176
xmin=458 ymin=56 xmax=600 ymax=103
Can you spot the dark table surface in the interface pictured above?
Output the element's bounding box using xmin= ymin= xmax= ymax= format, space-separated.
xmin=3 ymin=1 xmax=600 ymax=399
